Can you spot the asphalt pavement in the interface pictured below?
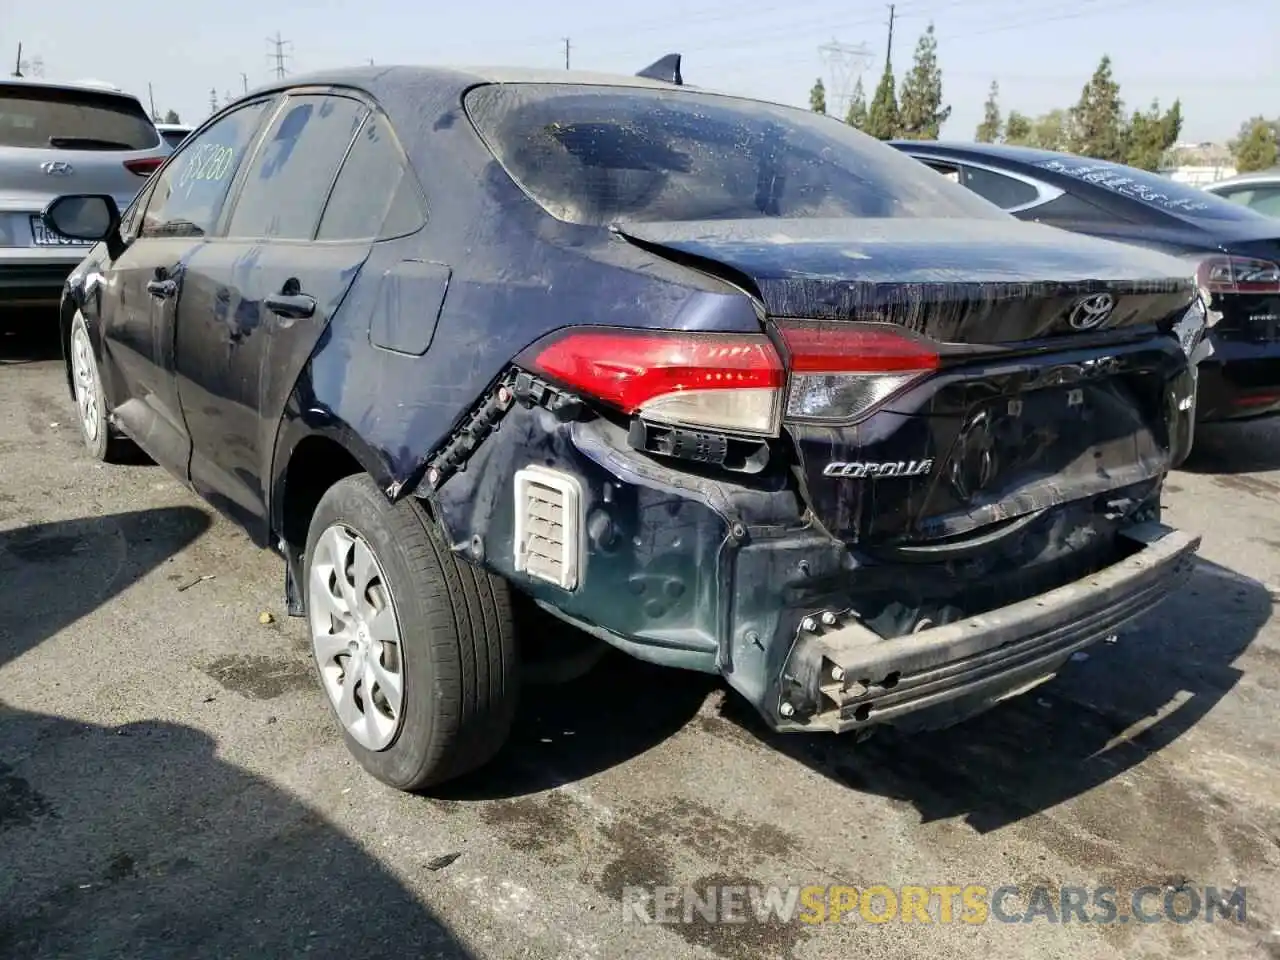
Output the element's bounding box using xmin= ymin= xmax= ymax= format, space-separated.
xmin=2 ymin=313 xmax=1279 ymax=959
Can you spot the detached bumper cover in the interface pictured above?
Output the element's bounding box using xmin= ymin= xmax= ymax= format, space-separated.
xmin=776 ymin=522 xmax=1200 ymax=733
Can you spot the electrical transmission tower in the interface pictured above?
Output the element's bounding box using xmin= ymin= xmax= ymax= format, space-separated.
xmin=818 ymin=39 xmax=873 ymax=118
xmin=267 ymin=32 xmax=293 ymax=80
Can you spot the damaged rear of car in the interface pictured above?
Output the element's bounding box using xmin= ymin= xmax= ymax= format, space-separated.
xmin=429 ymin=80 xmax=1202 ymax=740
xmin=58 ymin=66 xmax=1204 ymax=793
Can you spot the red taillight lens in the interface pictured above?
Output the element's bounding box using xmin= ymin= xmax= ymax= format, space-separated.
xmin=522 ymin=329 xmax=785 ymax=436
xmin=1195 ymin=256 xmax=1280 ymax=295
xmin=777 ymin=321 xmax=939 ymax=422
xmin=124 ymin=157 xmax=164 ymax=177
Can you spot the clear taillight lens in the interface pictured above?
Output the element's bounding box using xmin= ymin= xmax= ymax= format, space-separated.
xmin=1195 ymin=255 xmax=1280 ymax=295
xmin=521 ymin=328 xmax=785 ymax=436
xmin=776 ymin=321 xmax=940 ymax=422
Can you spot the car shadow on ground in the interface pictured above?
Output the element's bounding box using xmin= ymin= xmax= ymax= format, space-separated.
xmin=707 ymin=558 xmax=1273 ymax=833
xmin=1178 ymin=419 xmax=1280 ymax=474
xmin=440 ymin=555 xmax=1271 ymax=816
xmin=0 ymin=309 xmax=63 ymax=365
xmin=436 ymin=648 xmax=715 ymax=801
xmin=0 ymin=511 xmax=476 ymax=959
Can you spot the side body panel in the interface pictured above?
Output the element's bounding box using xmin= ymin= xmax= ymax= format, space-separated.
xmin=177 ymin=239 xmax=370 ymax=542
xmin=270 ymin=76 xmax=761 ymax=540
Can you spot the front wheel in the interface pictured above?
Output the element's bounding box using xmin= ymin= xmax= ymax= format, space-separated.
xmin=304 ymin=475 xmax=518 ymax=791
xmin=68 ymin=311 xmax=127 ymax=462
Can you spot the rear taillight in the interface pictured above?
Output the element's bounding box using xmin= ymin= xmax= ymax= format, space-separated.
xmin=124 ymin=157 xmax=164 ymax=177
xmin=777 ymin=321 xmax=939 ymax=422
xmin=521 ymin=329 xmax=785 ymax=435
xmin=1195 ymin=256 xmax=1280 ymax=295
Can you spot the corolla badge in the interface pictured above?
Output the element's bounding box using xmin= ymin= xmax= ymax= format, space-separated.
xmin=1067 ymin=293 xmax=1116 ymax=330
xmin=40 ymin=160 xmax=75 ymax=176
xmin=823 ymin=459 xmax=934 ymax=479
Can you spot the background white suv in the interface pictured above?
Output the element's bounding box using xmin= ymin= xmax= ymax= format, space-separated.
xmin=1 ymin=77 xmax=170 ymax=308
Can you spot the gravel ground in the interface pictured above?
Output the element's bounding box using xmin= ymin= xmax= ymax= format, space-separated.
xmin=2 ymin=313 xmax=1279 ymax=959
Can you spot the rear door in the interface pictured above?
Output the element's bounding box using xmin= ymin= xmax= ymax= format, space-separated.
xmin=175 ymin=92 xmax=378 ymax=539
xmin=97 ymin=98 xmax=274 ymax=471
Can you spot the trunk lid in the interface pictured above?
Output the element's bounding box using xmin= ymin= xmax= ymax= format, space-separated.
xmin=618 ymin=217 xmax=1195 ymax=341
xmin=618 ymin=217 xmax=1198 ymax=546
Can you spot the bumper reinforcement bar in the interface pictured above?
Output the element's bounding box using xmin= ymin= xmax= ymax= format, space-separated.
xmin=776 ymin=522 xmax=1200 ymax=732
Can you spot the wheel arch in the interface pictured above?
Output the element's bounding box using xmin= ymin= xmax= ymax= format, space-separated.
xmin=269 ymin=411 xmax=409 ymax=557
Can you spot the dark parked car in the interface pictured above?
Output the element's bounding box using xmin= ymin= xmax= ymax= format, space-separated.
xmin=889 ymin=141 xmax=1280 ymax=423
xmin=49 ymin=64 xmax=1204 ymax=791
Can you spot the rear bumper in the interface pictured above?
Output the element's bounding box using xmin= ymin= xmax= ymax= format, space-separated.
xmin=1194 ymin=335 xmax=1280 ymax=422
xmin=0 ymin=258 xmax=81 ymax=306
xmin=774 ymin=522 xmax=1199 ymax=733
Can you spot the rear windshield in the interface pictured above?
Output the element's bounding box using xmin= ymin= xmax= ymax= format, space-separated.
xmin=0 ymin=84 xmax=159 ymax=150
xmin=464 ymin=83 xmax=1005 ymax=226
xmin=1032 ymin=157 xmax=1265 ymax=222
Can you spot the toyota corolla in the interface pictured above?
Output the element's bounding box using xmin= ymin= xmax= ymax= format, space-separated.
xmin=49 ymin=60 xmax=1204 ymax=791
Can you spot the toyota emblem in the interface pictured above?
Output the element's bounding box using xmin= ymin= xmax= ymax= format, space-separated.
xmin=1067 ymin=293 xmax=1116 ymax=330
xmin=40 ymin=160 xmax=75 ymax=176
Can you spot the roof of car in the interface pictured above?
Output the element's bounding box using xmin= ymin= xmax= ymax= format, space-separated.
xmin=1204 ymin=168 xmax=1280 ymax=190
xmin=0 ymin=75 xmax=141 ymax=100
xmin=247 ymin=64 xmax=698 ymax=102
xmin=888 ymin=140 xmax=1077 ymax=165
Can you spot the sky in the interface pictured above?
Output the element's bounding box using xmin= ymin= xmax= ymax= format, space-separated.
xmin=5 ymin=0 xmax=1273 ymax=144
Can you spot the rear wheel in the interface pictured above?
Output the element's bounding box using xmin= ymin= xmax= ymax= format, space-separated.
xmin=304 ymin=475 xmax=518 ymax=791
xmin=69 ymin=311 xmax=127 ymax=462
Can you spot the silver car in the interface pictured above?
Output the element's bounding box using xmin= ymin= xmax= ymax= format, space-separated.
xmin=1203 ymin=168 xmax=1280 ymax=218
xmin=155 ymin=122 xmax=194 ymax=150
xmin=1 ymin=77 xmax=169 ymax=307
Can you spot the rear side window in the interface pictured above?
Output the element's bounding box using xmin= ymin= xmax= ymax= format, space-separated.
xmin=1217 ymin=185 xmax=1280 ymax=218
xmin=140 ymin=100 xmax=271 ymax=238
xmin=1034 ymin=157 xmax=1266 ymax=222
xmin=0 ymin=83 xmax=159 ymax=150
xmin=961 ymin=166 xmax=1041 ymax=210
xmin=227 ymin=94 xmax=367 ymax=240
xmin=317 ymin=112 xmax=425 ymax=240
xmin=465 ymin=83 xmax=1005 ymax=226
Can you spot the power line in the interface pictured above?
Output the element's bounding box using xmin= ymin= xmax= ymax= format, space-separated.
xmin=885 ymin=3 xmax=897 ymax=63
xmin=267 ymin=32 xmax=293 ymax=80
xmin=818 ymin=41 xmax=873 ymax=116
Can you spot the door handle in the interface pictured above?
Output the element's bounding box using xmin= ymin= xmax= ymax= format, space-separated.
xmin=146 ymin=278 xmax=177 ymax=299
xmin=264 ymin=293 xmax=316 ymax=320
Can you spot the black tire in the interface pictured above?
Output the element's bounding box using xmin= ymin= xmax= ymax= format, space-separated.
xmin=304 ymin=474 xmax=518 ymax=791
xmin=68 ymin=311 xmax=129 ymax=463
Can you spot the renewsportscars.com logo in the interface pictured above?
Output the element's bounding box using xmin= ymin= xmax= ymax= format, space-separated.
xmin=621 ymin=883 xmax=1248 ymax=926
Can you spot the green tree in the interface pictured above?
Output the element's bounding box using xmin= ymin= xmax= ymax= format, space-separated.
xmin=1031 ymin=109 xmax=1070 ymax=152
xmin=1004 ymin=110 xmax=1033 ymax=145
xmin=162 ymin=108 xmax=181 ymax=124
xmin=1232 ymin=116 xmax=1279 ymax=173
xmin=975 ymin=81 xmax=1001 ymax=143
xmin=845 ymin=76 xmax=868 ymax=130
xmin=1067 ymin=55 xmax=1126 ymax=161
xmin=809 ymin=77 xmax=827 ymax=115
xmin=865 ymin=63 xmax=900 ymax=140
xmin=1124 ymin=99 xmax=1182 ymax=171
xmin=898 ymin=23 xmax=950 ymax=140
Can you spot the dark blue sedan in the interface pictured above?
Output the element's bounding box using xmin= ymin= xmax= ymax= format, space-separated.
xmin=43 ymin=64 xmax=1204 ymax=790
